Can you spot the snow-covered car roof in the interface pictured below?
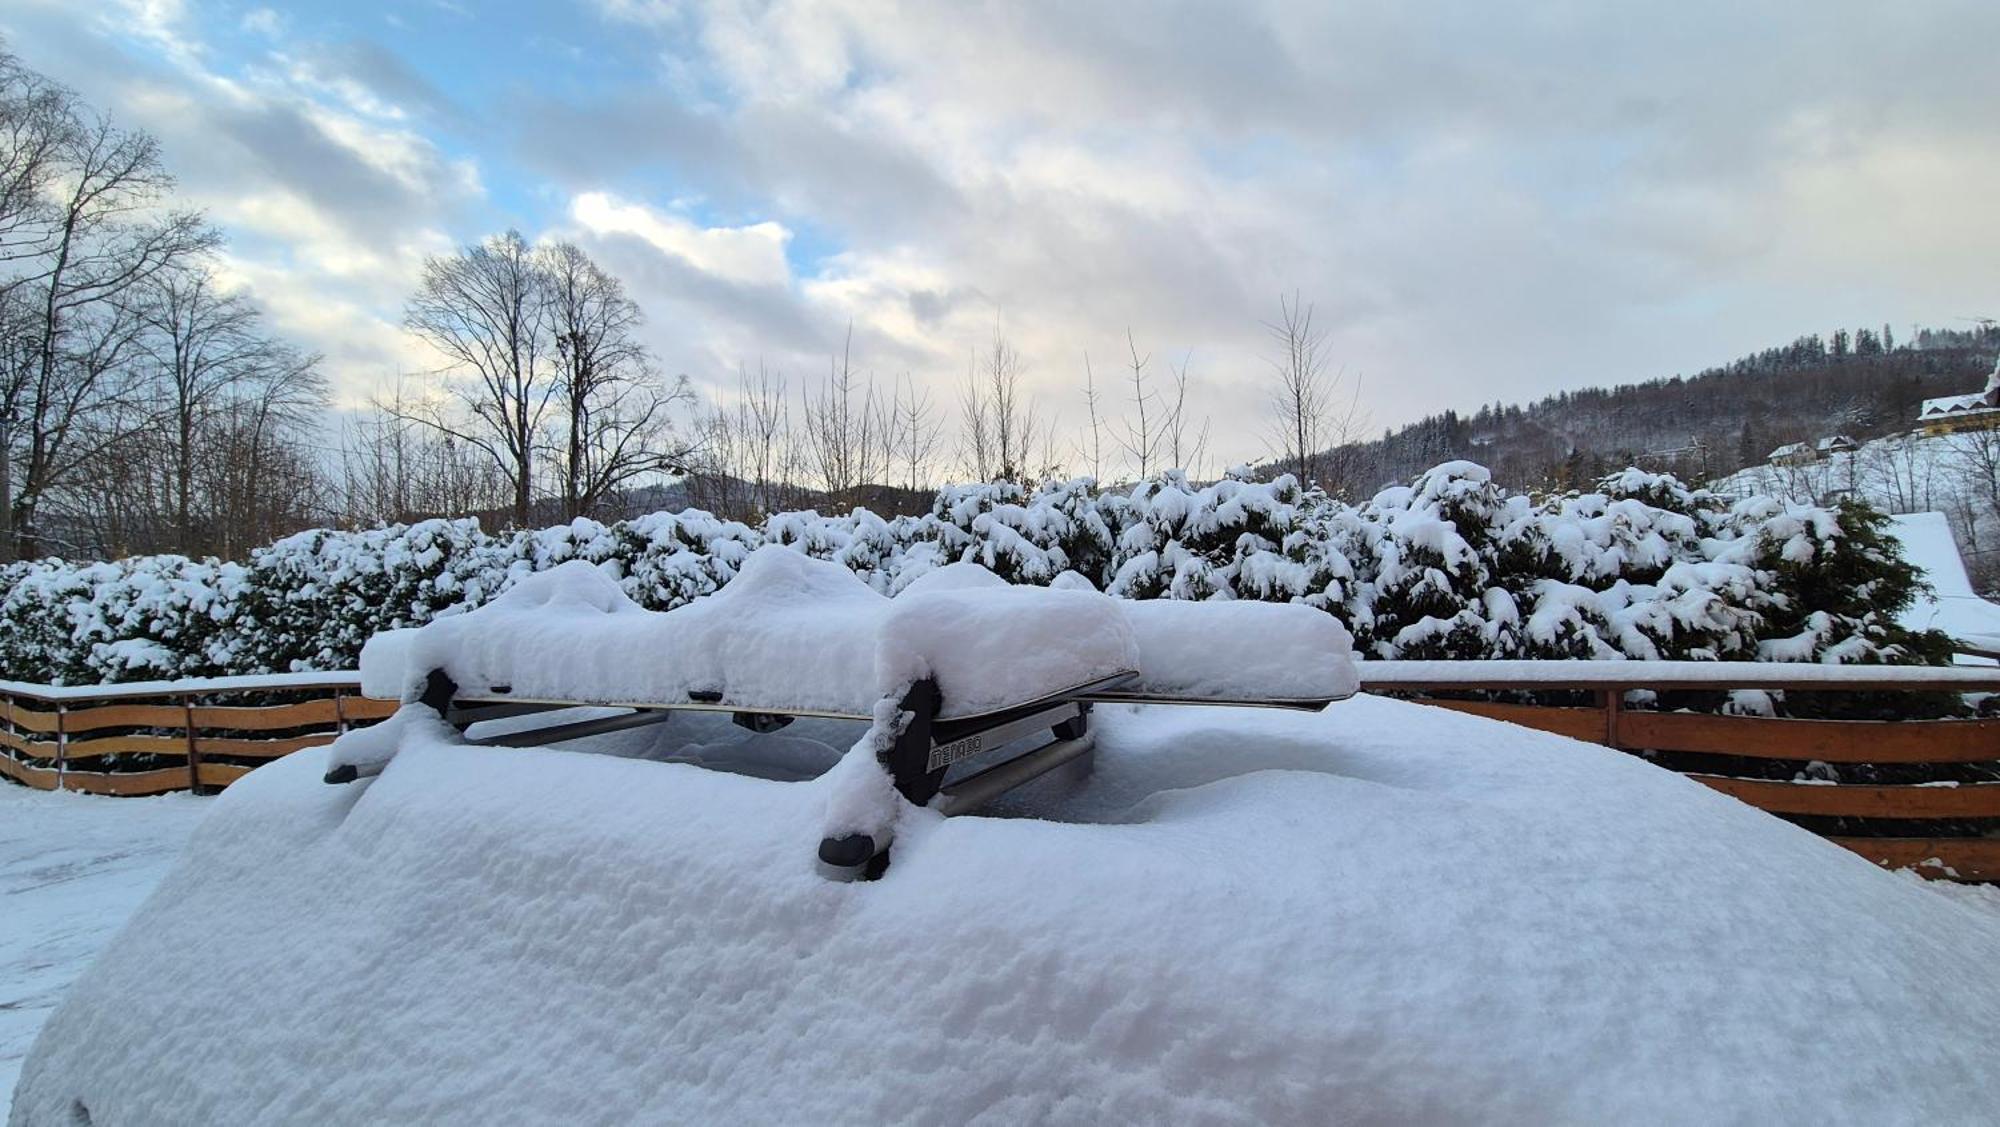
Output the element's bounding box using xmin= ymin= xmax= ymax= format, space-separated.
xmin=14 ymin=696 xmax=2000 ymax=1123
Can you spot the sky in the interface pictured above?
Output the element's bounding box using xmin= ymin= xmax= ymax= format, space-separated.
xmin=4 ymin=0 xmax=1999 ymax=475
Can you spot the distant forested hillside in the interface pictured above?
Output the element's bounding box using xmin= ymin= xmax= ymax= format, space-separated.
xmin=1331 ymin=325 xmax=2000 ymax=495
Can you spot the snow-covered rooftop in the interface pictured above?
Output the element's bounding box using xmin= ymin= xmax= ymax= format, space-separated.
xmin=1888 ymin=512 xmax=2000 ymax=653
xmin=1765 ymin=441 xmax=1812 ymax=460
xmin=1919 ymin=392 xmax=1999 ymax=418
xmin=16 ymin=698 xmax=2000 ymax=1122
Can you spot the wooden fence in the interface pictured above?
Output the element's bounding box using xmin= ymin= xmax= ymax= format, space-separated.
xmin=1359 ymin=660 xmax=2000 ymax=882
xmin=0 ymin=673 xmax=397 ymax=797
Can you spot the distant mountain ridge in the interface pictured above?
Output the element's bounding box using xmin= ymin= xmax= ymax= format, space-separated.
xmin=1331 ymin=324 xmax=2000 ymax=495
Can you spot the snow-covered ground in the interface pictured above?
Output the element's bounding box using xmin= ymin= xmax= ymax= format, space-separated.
xmin=0 ymin=787 xmax=209 ymax=1101
xmin=12 ymin=698 xmax=2000 ymax=1123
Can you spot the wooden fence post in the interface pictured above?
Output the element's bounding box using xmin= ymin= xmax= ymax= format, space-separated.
xmin=183 ymin=693 xmax=201 ymax=794
xmin=334 ymin=689 xmax=348 ymax=736
xmin=1604 ymin=686 xmax=1623 ymax=749
xmin=54 ymin=701 xmax=67 ymax=791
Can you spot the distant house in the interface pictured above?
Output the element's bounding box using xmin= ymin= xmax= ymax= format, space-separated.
xmin=1816 ymin=435 xmax=1860 ymax=456
xmin=1767 ymin=441 xmax=1817 ymax=466
xmin=1918 ymin=393 xmax=2000 ymax=435
xmin=1918 ymin=359 xmax=2000 ymax=435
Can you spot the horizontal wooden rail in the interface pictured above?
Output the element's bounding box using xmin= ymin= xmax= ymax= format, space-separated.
xmin=1621 ymin=711 xmax=2000 ymax=764
xmin=1691 ymin=776 xmax=2000 ymax=819
xmin=1425 ymin=699 xmax=2000 ymax=764
xmin=195 ymin=734 xmax=339 ymax=759
xmin=1828 ymin=838 xmax=2000 ymax=881
xmin=1422 ymin=701 xmax=1607 ymax=743
xmin=38 ymin=703 xmax=188 ymax=733
xmin=1357 ymin=658 xmax=2000 ymax=693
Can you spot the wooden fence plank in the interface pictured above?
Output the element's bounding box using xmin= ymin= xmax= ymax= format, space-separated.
xmin=194 ymin=761 xmax=258 ymax=787
xmin=194 ymin=733 xmax=339 ymax=758
xmin=1829 ymin=837 xmax=2000 ymax=881
xmin=342 ymin=697 xmax=401 ymax=721
xmin=0 ymin=753 xmax=58 ymax=789
xmin=1691 ymin=775 xmax=2000 ymax=819
xmin=190 ymin=698 xmax=343 ymax=730
xmin=10 ymin=703 xmax=60 ymax=734
xmin=1619 ymin=711 xmax=2000 ymax=763
xmin=58 ymin=734 xmax=191 ymax=759
xmin=0 ymin=729 xmax=54 ymax=756
xmin=54 ymin=766 xmax=190 ymax=797
xmin=1420 ymin=699 xmax=1607 ymax=744
xmin=56 ymin=703 xmax=191 ymax=732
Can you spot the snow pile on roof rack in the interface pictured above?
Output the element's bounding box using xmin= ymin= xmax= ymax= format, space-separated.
xmin=358 ymin=546 xmax=1357 ymax=714
xmin=17 ymin=697 xmax=2000 ymax=1123
xmin=368 ymin=548 xmax=1138 ymax=719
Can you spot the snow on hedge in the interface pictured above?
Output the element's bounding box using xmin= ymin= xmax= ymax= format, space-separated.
xmin=15 ymin=698 xmax=2000 ymax=1122
xmin=0 ymin=465 xmax=1953 ymax=687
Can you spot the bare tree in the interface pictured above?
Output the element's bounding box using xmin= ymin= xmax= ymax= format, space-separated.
xmin=741 ymin=362 xmax=798 ymax=514
xmin=538 ymin=240 xmax=695 ymax=520
xmin=132 ymin=265 xmax=324 ymax=552
xmin=1263 ymin=293 xmax=1328 ymax=487
xmin=401 ymin=230 xmax=552 ymax=528
xmin=197 ymin=357 xmax=329 ymax=557
xmin=893 ymin=372 xmax=942 ymax=493
xmin=1079 ymin=352 xmax=1105 ymax=481
xmin=1164 ymin=350 xmax=1210 ymax=477
xmin=0 ymin=50 xmax=75 ymax=276
xmin=983 ymin=331 xmax=1036 ymax=481
xmin=1 ymin=97 xmax=217 ymax=558
xmin=958 ymin=346 xmax=992 ymax=482
xmin=340 ymin=386 xmax=512 ymax=526
xmin=801 ymin=327 xmax=883 ymax=504
xmin=1262 ymin=293 xmax=1368 ymax=494
xmin=1118 ymin=329 xmax=1159 ymax=480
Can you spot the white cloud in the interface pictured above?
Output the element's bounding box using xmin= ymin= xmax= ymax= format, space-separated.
xmin=240 ymin=8 xmax=282 ymax=38
xmin=569 ymin=191 xmax=792 ymax=288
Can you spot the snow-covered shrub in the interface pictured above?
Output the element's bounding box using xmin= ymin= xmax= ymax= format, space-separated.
xmin=1352 ymin=462 xmax=1516 ymax=659
xmin=915 ymin=477 xmax=1117 ymax=586
xmin=1718 ymin=497 xmax=1950 ymax=667
xmin=0 ymin=464 xmax=1955 ymax=685
xmin=230 ymin=520 xmax=503 ymax=674
xmin=1107 ymin=472 xmax=1353 ymax=611
xmin=0 ymin=555 xmax=246 ymax=684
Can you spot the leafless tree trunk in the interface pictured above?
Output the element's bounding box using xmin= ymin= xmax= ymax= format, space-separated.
xmin=801 ymin=327 xmax=882 ymax=504
xmin=983 ymin=331 xmax=1036 ymax=482
xmin=538 ymin=240 xmax=695 ymax=520
xmin=1263 ymin=293 xmax=1327 ymax=488
xmin=1118 ymin=329 xmax=1159 ymax=480
xmin=341 ymin=388 xmax=513 ymax=526
xmin=1262 ymin=293 xmax=1368 ymax=495
xmin=402 ymin=230 xmax=552 ymax=529
xmin=959 ymin=346 xmax=992 ymax=482
xmin=1164 ymin=351 xmax=1209 ymax=478
xmin=1079 ymin=352 xmax=1105 ymax=482
xmin=134 ymin=265 xmax=321 ymax=552
xmin=894 ymin=373 xmax=941 ymax=493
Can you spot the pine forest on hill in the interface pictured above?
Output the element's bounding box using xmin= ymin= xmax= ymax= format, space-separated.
xmin=1333 ymin=325 xmax=2000 ymax=495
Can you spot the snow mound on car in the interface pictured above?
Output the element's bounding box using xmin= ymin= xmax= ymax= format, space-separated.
xmin=18 ymin=697 xmax=2000 ymax=1124
xmin=357 ymin=547 xmax=1356 ymax=723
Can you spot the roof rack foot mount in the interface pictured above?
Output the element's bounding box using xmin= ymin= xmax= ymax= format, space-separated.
xmin=817 ymin=832 xmax=890 ymax=882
